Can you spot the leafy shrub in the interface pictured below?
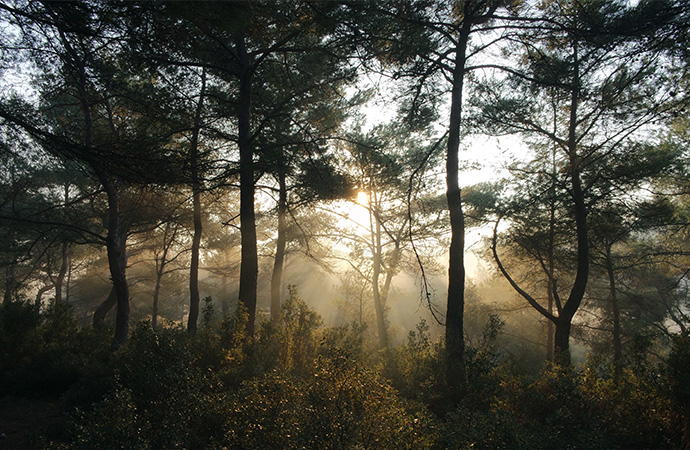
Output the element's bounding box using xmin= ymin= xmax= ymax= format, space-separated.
xmin=226 ymin=353 xmax=437 ymax=449
xmin=1 ymin=301 xmax=112 ymax=397
xmin=253 ymin=285 xmax=322 ymax=375
xmin=388 ymin=319 xmax=446 ymax=407
xmin=57 ymin=322 xmax=231 ymax=449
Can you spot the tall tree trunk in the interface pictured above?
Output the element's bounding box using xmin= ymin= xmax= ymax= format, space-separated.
xmin=188 ymin=69 xmax=206 ymax=334
xmin=69 ymin=34 xmax=130 ymax=348
xmin=55 ymin=183 xmax=70 ymax=304
xmin=236 ymin=34 xmax=258 ymax=337
xmin=152 ymin=280 xmax=160 ymax=329
xmin=606 ymin=246 xmax=623 ymax=368
xmin=546 ymin=282 xmax=555 ymax=362
xmin=93 ymin=287 xmax=117 ymax=329
xmin=271 ymin=170 xmax=288 ymax=322
xmin=370 ymin=190 xmax=388 ymax=350
xmin=55 ymin=241 xmax=68 ymax=304
xmin=555 ymin=41 xmax=589 ymax=366
xmin=221 ymin=274 xmax=229 ymax=317
xmin=381 ymin=242 xmax=400 ymax=307
xmin=99 ymin=172 xmax=130 ymax=350
xmin=446 ymin=19 xmax=471 ymax=393
xmin=4 ymin=263 xmax=15 ymax=304
xmin=65 ymin=255 xmax=72 ymax=303
xmin=546 ymin=147 xmax=557 ymax=362
xmin=553 ymin=318 xmax=572 ymax=363
xmin=152 ymin=228 xmax=173 ymax=330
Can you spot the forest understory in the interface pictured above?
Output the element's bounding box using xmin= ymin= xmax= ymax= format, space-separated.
xmin=1 ymin=296 xmax=689 ymax=450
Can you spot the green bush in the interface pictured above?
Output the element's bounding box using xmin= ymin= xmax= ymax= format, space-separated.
xmin=253 ymin=285 xmax=322 ymax=375
xmin=1 ymin=301 xmax=112 ymax=397
xmin=227 ymin=353 xmax=437 ymax=449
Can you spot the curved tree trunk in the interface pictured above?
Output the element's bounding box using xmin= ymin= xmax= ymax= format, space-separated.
xmin=99 ymin=172 xmax=130 ymax=350
xmin=93 ymin=287 xmax=117 ymax=329
xmin=555 ymin=41 xmax=589 ymax=366
xmin=35 ymin=283 xmax=54 ymax=307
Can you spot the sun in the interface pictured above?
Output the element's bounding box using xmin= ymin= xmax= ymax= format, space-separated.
xmin=356 ymin=190 xmax=369 ymax=206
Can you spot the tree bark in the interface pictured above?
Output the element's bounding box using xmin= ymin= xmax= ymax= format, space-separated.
xmin=93 ymin=287 xmax=117 ymax=329
xmin=381 ymin=242 xmax=400 ymax=308
xmin=606 ymin=246 xmax=623 ymax=367
xmin=553 ymin=317 xmax=572 ymax=364
xmin=546 ymin=147 xmax=557 ymax=362
xmin=35 ymin=283 xmax=53 ymax=307
xmin=445 ymin=18 xmax=472 ymax=394
xmin=271 ymin=170 xmax=288 ymax=322
xmin=67 ymin=29 xmax=130 ymax=348
xmin=98 ymin=172 xmax=130 ymax=350
xmin=188 ymin=69 xmax=206 ymax=334
xmin=55 ymin=241 xmax=68 ymax=304
xmin=55 ymin=183 xmax=70 ymax=304
xmin=370 ymin=190 xmax=388 ymax=350
xmin=152 ymin=225 xmax=174 ymax=329
xmin=236 ymin=34 xmax=258 ymax=337
xmin=554 ymin=40 xmax=589 ymax=366
xmin=3 ymin=263 xmax=15 ymax=305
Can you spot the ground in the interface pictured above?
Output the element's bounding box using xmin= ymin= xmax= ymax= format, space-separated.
xmin=0 ymin=396 xmax=65 ymax=449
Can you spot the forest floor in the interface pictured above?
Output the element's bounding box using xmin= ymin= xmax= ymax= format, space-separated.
xmin=0 ymin=396 xmax=65 ymax=449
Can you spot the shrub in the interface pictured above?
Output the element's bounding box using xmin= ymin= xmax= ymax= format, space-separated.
xmin=226 ymin=353 xmax=437 ymax=449
xmin=253 ymin=285 xmax=322 ymax=375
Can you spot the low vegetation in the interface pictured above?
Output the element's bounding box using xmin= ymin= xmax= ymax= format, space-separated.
xmin=1 ymin=292 xmax=687 ymax=449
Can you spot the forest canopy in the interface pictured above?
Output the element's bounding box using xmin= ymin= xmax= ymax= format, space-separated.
xmin=0 ymin=0 xmax=689 ymax=448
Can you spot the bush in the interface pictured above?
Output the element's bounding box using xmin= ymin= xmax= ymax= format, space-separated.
xmin=226 ymin=353 xmax=437 ymax=449
xmin=57 ymin=322 xmax=231 ymax=449
xmin=253 ymin=285 xmax=322 ymax=375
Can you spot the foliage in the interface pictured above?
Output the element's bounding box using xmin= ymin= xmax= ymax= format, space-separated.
xmin=0 ymin=301 xmax=111 ymax=398
xmin=226 ymin=355 xmax=436 ymax=449
xmin=253 ymin=285 xmax=323 ymax=375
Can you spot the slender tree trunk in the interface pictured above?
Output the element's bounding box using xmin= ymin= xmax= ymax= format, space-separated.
xmin=188 ymin=69 xmax=206 ymax=334
xmin=55 ymin=183 xmax=70 ymax=304
xmin=65 ymin=255 xmax=72 ymax=303
xmin=93 ymin=287 xmax=117 ymax=329
xmin=271 ymin=170 xmax=288 ymax=322
xmin=4 ymin=264 xmax=15 ymax=304
xmin=152 ymin=232 xmax=172 ymax=329
xmin=370 ymin=191 xmax=388 ymax=350
xmin=188 ymin=172 xmax=202 ymax=333
xmin=546 ymin=147 xmax=557 ymax=362
xmin=555 ymin=41 xmax=589 ymax=366
xmin=236 ymin=35 xmax=258 ymax=337
xmin=221 ymin=274 xmax=229 ymax=317
xmin=381 ymin=242 xmax=400 ymax=307
xmin=55 ymin=241 xmax=68 ymax=304
xmin=546 ymin=282 xmax=555 ymax=362
xmin=69 ymin=36 xmax=130 ymax=348
xmin=99 ymin=173 xmax=130 ymax=350
xmin=35 ymin=283 xmax=53 ymax=307
xmin=605 ymin=246 xmax=623 ymax=367
xmin=446 ymin=20 xmax=472 ymax=393
xmin=152 ymin=282 xmax=160 ymax=329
